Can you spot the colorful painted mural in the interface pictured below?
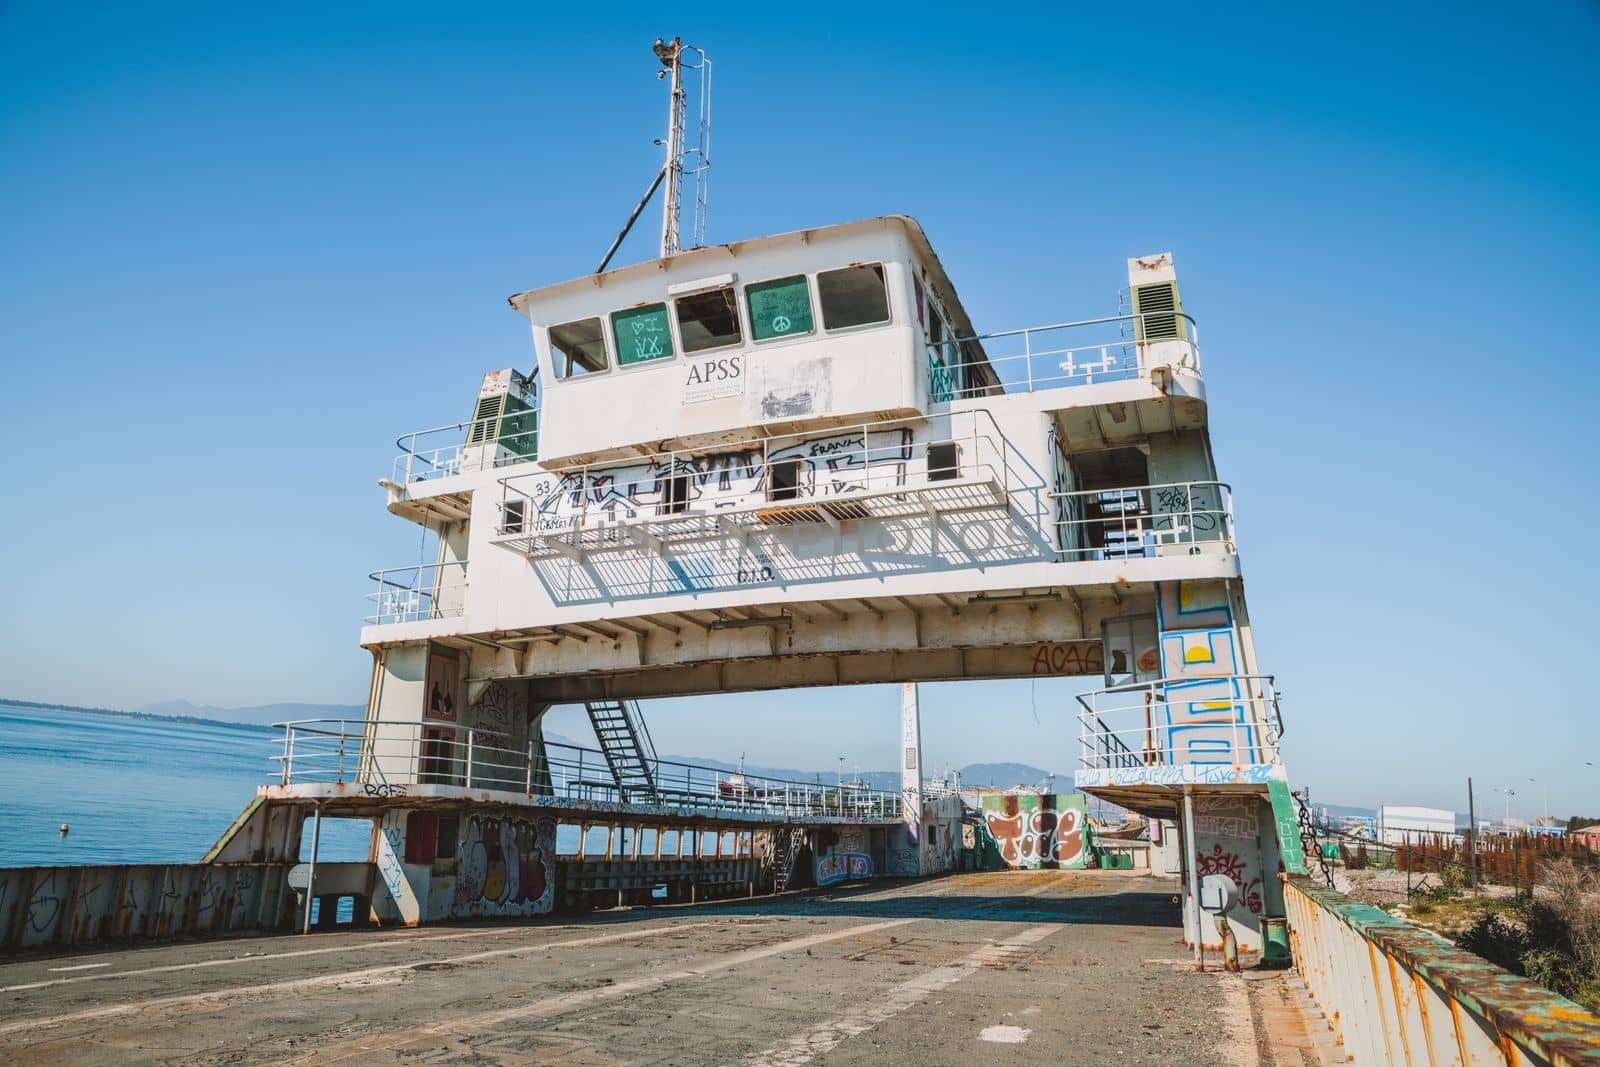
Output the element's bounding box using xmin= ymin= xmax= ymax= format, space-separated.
xmin=1155 ymin=579 xmax=1255 ymax=765
xmin=977 ymin=793 xmax=1091 ymax=870
xmin=451 ymin=814 xmax=556 ymax=918
xmin=814 ymin=827 xmax=874 ymax=887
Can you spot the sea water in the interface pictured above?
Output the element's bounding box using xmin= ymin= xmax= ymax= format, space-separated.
xmin=0 ymin=703 xmax=370 ymax=866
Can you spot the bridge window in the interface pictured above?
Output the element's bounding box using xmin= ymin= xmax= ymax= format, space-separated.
xmin=550 ymin=317 xmax=609 ymax=379
xmin=675 ymin=286 xmax=743 ymax=353
xmin=818 ymin=263 xmax=890 ymax=331
xmin=746 ymin=275 xmax=815 ymax=341
xmin=612 ymin=303 xmax=676 ymax=366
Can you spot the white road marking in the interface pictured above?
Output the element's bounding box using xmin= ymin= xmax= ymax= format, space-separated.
xmin=978 ymin=1025 xmax=1031 ymax=1044
xmin=45 ymin=963 xmax=110 ymax=973
xmin=0 ymin=921 xmax=719 ymax=1037
xmin=290 ymin=916 xmax=925 ymax=1065
xmin=742 ymin=921 xmax=1061 ymax=1066
xmin=0 ymin=920 xmax=694 ymax=994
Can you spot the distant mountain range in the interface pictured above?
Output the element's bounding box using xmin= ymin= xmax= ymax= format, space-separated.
xmin=7 ymin=696 xmax=1065 ymax=788
xmin=650 ymin=755 xmax=1059 ymax=792
xmin=133 ymin=699 xmax=365 ymax=726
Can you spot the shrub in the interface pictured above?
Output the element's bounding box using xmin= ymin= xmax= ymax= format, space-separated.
xmin=1426 ymin=882 xmax=1459 ymax=903
xmin=1457 ymin=913 xmax=1532 ymax=975
xmin=1455 ymin=859 xmax=1600 ymax=1013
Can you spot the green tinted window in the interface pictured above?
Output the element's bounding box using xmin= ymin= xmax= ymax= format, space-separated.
xmin=746 ymin=275 xmax=815 ymax=342
xmin=612 ymin=303 xmax=675 ymax=365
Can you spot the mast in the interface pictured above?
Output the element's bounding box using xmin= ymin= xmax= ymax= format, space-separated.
xmin=654 ymin=36 xmax=685 ymax=257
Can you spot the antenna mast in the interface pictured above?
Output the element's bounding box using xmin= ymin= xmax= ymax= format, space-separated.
xmin=594 ymin=37 xmax=711 ymax=274
xmin=652 ymin=36 xmax=711 ymax=257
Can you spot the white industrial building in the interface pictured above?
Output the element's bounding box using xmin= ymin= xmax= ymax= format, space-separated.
xmin=1376 ymin=805 xmax=1457 ymax=845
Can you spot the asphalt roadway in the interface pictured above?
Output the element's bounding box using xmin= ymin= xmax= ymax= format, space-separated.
xmin=0 ymin=869 xmax=1269 ymax=1066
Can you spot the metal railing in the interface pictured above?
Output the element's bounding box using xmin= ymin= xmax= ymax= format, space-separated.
xmin=273 ymin=719 xmax=903 ymax=821
xmin=927 ymin=311 xmax=1201 ymax=402
xmin=1283 ymin=875 xmax=1600 ymax=1065
xmin=393 ymin=411 xmax=540 ymax=484
xmin=1076 ymin=674 xmax=1283 ymax=770
xmin=1051 ymin=480 xmax=1233 ymax=561
xmin=365 ymin=560 xmax=468 ymax=625
xmin=495 ymin=410 xmax=1018 ymax=540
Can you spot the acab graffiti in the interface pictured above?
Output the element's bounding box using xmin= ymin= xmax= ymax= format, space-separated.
xmin=452 ymin=815 xmax=556 ymax=918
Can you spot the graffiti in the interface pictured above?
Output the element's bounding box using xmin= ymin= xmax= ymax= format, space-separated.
xmin=530 ymin=427 xmax=915 ymax=525
xmin=28 ymin=872 xmax=62 ymax=934
xmin=197 ymin=873 xmax=220 ymax=916
xmin=1076 ymin=763 xmax=1278 ymax=789
xmin=452 ymin=815 xmax=556 ymax=918
xmin=1197 ymin=843 xmax=1263 ymax=915
xmin=1029 ymin=640 xmax=1104 ymax=676
xmin=1196 ymin=795 xmax=1260 ymax=839
xmin=230 ymin=872 xmax=255 ymax=924
xmin=887 ymin=848 xmax=919 ymax=877
xmin=980 ymin=794 xmax=1089 ymax=869
xmin=815 ymin=852 xmax=874 ymax=887
xmin=1156 ymin=581 xmax=1252 ymax=764
xmin=1150 ymin=485 xmax=1221 ymax=534
xmin=1157 ymin=580 xmax=1232 ymax=632
xmin=468 ymin=679 xmax=527 ymax=755
xmin=376 ymin=823 xmax=412 ymax=917
xmin=362 ymin=782 xmax=408 ymax=799
xmin=1163 ymin=675 xmax=1253 ymax=767
xmin=922 ymin=820 xmax=959 ymax=875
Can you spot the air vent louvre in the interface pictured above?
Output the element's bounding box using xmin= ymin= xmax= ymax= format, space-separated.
xmin=467 ymin=395 xmax=502 ymax=445
xmin=1132 ymin=282 xmax=1183 ymax=341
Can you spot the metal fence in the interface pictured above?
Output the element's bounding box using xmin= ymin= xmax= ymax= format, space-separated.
xmin=1051 ymin=480 xmax=1233 ymax=561
xmin=926 ymin=310 xmax=1200 ymax=401
xmin=273 ymin=720 xmax=903 ymax=821
xmin=392 ymin=411 xmax=540 ymax=484
xmin=1302 ymin=819 xmax=1599 ymax=898
xmin=1283 ymin=875 xmax=1600 ymax=1065
xmin=365 ymin=560 xmax=468 ymax=625
xmin=1076 ymin=674 xmax=1283 ymax=770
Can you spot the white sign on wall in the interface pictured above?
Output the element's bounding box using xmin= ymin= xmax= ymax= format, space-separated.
xmin=683 ymin=354 xmax=746 ymax=404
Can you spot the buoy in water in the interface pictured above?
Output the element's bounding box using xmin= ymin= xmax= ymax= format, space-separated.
xmin=59 ymin=823 xmax=69 ymax=835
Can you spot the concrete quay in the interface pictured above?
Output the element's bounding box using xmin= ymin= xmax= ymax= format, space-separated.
xmin=0 ymin=870 xmax=1306 ymax=1066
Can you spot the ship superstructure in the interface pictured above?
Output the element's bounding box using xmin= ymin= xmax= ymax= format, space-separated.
xmin=213 ymin=212 xmax=1291 ymax=946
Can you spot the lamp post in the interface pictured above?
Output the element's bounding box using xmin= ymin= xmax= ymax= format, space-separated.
xmin=1530 ymin=777 xmax=1547 ymax=822
xmin=1495 ymin=787 xmax=1516 ymax=829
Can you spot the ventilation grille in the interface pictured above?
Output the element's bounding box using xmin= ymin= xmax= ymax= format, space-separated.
xmin=467 ymin=395 xmax=503 ymax=446
xmin=1133 ymin=282 xmax=1182 ymax=341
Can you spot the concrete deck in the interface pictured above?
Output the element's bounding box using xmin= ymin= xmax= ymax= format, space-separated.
xmin=0 ymin=870 xmax=1289 ymax=1065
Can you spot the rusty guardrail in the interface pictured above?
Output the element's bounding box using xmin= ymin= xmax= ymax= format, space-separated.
xmin=1283 ymin=875 xmax=1600 ymax=1065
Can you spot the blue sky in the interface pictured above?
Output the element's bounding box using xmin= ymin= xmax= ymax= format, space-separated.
xmin=3 ymin=3 xmax=1597 ymax=819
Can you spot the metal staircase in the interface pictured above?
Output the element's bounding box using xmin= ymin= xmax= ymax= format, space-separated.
xmin=583 ymin=699 xmax=659 ymax=802
xmin=772 ymin=826 xmax=806 ymax=892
